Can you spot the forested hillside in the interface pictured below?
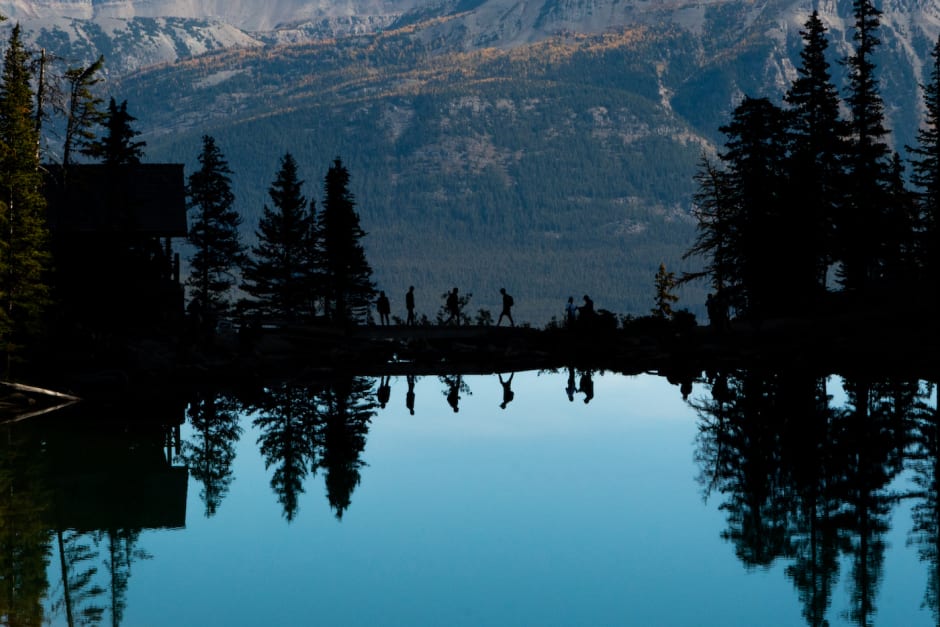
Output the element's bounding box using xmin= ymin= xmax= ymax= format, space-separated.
xmin=11 ymin=0 xmax=938 ymax=322
xmin=118 ymin=27 xmax=707 ymax=322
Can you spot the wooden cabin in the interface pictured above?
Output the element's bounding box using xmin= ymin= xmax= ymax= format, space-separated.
xmin=43 ymin=163 xmax=187 ymax=334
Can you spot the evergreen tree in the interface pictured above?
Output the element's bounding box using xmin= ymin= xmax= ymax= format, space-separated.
xmin=0 ymin=24 xmax=51 ymax=352
xmin=909 ymin=34 xmax=940 ymax=305
xmin=186 ymin=135 xmax=245 ymax=319
xmin=885 ymin=151 xmax=919 ymax=287
xmin=62 ymin=55 xmax=105 ymax=169
xmin=685 ymin=155 xmax=735 ymax=296
xmin=84 ymin=97 xmax=145 ymax=165
xmin=240 ymin=153 xmax=317 ymax=321
xmin=316 ymin=157 xmax=375 ymax=324
xmin=651 ymin=262 xmax=679 ymax=319
xmin=784 ymin=11 xmax=849 ymax=298
xmin=838 ymin=0 xmax=894 ymax=294
xmin=716 ymin=96 xmax=790 ymax=319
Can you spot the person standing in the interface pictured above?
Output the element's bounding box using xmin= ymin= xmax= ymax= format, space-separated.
xmin=376 ymin=291 xmax=390 ymax=326
xmin=497 ymin=288 xmax=514 ymax=327
xmin=445 ymin=288 xmax=460 ymax=325
xmin=565 ymin=296 xmax=577 ymax=328
xmin=405 ymin=285 xmax=416 ymax=326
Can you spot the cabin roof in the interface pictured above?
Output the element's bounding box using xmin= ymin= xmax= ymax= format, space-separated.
xmin=43 ymin=163 xmax=187 ymax=237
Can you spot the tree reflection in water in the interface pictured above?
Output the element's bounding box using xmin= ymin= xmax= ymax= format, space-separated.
xmin=250 ymin=382 xmax=321 ymax=522
xmin=0 ymin=400 xmax=185 ymax=627
xmin=691 ymin=369 xmax=933 ymax=627
xmin=182 ymin=390 xmax=242 ymax=517
xmin=909 ymin=379 xmax=940 ymax=626
xmin=2 ymin=369 xmax=940 ymax=625
xmin=243 ymin=376 xmax=378 ymax=521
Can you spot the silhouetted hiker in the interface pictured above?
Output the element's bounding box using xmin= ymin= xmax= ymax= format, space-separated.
xmin=498 ymin=288 xmax=515 ymax=327
xmin=376 ymin=291 xmax=391 ymax=326
xmin=445 ymin=288 xmax=460 ymax=326
xmin=406 ymin=375 xmax=416 ymax=415
xmin=579 ymin=294 xmax=595 ymax=321
xmin=566 ymin=366 xmax=577 ymax=401
xmin=446 ymin=375 xmax=461 ymax=412
xmin=406 ymin=286 xmax=416 ymax=326
xmin=580 ymin=370 xmax=594 ymax=404
xmin=377 ymin=375 xmax=391 ymax=408
xmin=565 ymin=297 xmax=577 ymax=328
xmin=499 ymin=372 xmax=515 ymax=409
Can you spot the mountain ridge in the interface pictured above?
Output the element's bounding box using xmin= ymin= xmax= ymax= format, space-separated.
xmin=5 ymin=0 xmax=940 ymax=320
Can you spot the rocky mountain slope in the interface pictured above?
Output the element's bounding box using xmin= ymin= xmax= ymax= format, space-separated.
xmin=4 ymin=0 xmax=940 ymax=321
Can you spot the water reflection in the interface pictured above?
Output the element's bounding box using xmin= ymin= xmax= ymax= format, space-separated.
xmin=691 ymin=369 xmax=936 ymax=627
xmin=3 ymin=369 xmax=940 ymax=624
xmin=0 ymin=399 xmax=186 ymax=626
xmin=182 ymin=390 xmax=241 ymax=517
xmin=236 ymin=377 xmax=378 ymax=521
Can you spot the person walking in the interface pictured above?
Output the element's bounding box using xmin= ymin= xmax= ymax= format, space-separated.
xmin=497 ymin=288 xmax=514 ymax=327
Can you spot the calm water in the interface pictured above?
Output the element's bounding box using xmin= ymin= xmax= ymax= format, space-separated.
xmin=3 ymin=370 xmax=937 ymax=626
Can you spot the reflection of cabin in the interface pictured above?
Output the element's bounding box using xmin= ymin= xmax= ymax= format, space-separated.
xmin=43 ymin=164 xmax=187 ymax=332
xmin=44 ymin=400 xmax=189 ymax=531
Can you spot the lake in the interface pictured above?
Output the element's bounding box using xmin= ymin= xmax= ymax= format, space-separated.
xmin=3 ymin=369 xmax=937 ymax=626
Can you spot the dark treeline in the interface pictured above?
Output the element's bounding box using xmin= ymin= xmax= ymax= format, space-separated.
xmin=686 ymin=3 xmax=940 ymax=321
xmin=0 ymin=18 xmax=382 ymax=375
xmin=189 ymin=142 xmax=377 ymax=328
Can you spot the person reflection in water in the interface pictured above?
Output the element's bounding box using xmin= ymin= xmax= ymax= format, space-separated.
xmin=377 ymin=375 xmax=391 ymax=409
xmin=566 ymin=366 xmax=577 ymax=402
xmin=499 ymin=372 xmax=515 ymax=409
xmin=446 ymin=375 xmax=461 ymax=412
xmin=579 ymin=370 xmax=594 ymax=404
xmin=406 ymin=375 xmax=416 ymax=415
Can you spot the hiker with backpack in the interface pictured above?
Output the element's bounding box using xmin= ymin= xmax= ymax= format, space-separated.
xmin=498 ymin=288 xmax=515 ymax=327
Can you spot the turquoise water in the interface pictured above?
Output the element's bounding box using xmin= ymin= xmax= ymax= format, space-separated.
xmin=15 ymin=371 xmax=939 ymax=626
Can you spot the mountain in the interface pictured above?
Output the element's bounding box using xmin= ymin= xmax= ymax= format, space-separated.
xmin=0 ymin=0 xmax=420 ymax=31
xmin=5 ymin=0 xmax=940 ymax=322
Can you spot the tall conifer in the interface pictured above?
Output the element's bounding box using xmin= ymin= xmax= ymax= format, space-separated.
xmin=685 ymin=155 xmax=735 ymax=295
xmin=784 ymin=11 xmax=849 ymax=297
xmin=910 ymin=35 xmax=940 ymax=304
xmin=187 ymin=135 xmax=245 ymax=319
xmin=717 ymin=97 xmax=789 ymax=318
xmin=62 ymin=55 xmax=105 ymax=170
xmin=85 ymin=97 xmax=145 ymax=165
xmin=839 ymin=0 xmax=893 ymax=293
xmin=240 ymin=153 xmax=317 ymax=321
xmin=0 ymin=24 xmax=50 ymax=350
xmin=316 ymin=157 xmax=375 ymax=324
